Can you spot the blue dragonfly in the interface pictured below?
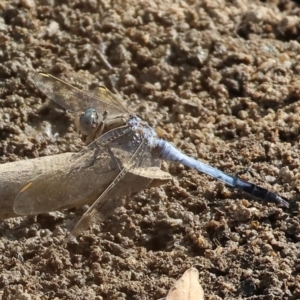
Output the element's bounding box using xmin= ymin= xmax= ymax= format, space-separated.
xmin=14 ymin=73 xmax=289 ymax=242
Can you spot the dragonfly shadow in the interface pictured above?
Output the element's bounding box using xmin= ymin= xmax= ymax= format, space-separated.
xmin=0 ymin=213 xmax=63 ymax=242
xmin=138 ymin=222 xmax=181 ymax=252
xmin=140 ymin=232 xmax=175 ymax=252
xmin=27 ymin=102 xmax=73 ymax=138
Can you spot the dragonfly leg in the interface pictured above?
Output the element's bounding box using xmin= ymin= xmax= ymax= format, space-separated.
xmin=80 ymin=145 xmax=101 ymax=170
xmin=235 ymin=163 xmax=253 ymax=177
xmin=107 ymin=147 xmax=122 ymax=172
xmin=67 ymin=145 xmax=101 ymax=175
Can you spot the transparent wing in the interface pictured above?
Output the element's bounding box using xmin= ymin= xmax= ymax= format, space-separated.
xmin=14 ymin=124 xmax=162 ymax=218
xmin=14 ymin=125 xmax=134 ymax=215
xmin=33 ymin=72 xmax=129 ymax=115
xmin=14 ymin=145 xmax=120 ymax=215
xmin=65 ymin=131 xmax=163 ymax=242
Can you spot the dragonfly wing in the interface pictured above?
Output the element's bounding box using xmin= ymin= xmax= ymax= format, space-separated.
xmin=33 ymin=72 xmax=128 ymax=115
xmin=14 ymin=140 xmax=122 ymax=215
xmin=64 ymin=194 xmax=127 ymax=243
xmin=65 ymin=138 xmax=157 ymax=242
xmin=90 ymin=86 xmax=129 ymax=115
xmin=15 ymin=119 xmax=167 ymax=240
xmin=14 ymin=123 xmax=143 ymax=216
xmin=65 ymin=122 xmax=172 ymax=241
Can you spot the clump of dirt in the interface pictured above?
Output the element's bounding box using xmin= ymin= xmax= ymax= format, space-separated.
xmin=1 ymin=0 xmax=300 ymax=299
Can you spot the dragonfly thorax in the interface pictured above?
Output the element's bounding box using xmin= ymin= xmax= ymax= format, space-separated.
xmin=127 ymin=114 xmax=159 ymax=147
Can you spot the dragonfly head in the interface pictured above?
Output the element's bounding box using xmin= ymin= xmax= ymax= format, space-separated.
xmin=75 ymin=108 xmax=101 ymax=137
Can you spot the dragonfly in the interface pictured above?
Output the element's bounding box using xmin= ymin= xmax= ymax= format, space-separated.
xmin=14 ymin=73 xmax=289 ymax=243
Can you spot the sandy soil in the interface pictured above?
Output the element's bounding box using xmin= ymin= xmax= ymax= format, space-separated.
xmin=1 ymin=0 xmax=300 ymax=299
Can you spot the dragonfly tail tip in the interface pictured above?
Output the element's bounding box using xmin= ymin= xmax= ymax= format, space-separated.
xmin=277 ymin=196 xmax=289 ymax=208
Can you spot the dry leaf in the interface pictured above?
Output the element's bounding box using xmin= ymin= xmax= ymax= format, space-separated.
xmin=166 ymin=267 xmax=204 ymax=300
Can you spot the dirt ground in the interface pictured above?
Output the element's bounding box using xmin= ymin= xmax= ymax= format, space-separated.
xmin=1 ymin=0 xmax=300 ymax=299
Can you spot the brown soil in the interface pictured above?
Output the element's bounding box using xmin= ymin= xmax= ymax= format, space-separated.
xmin=1 ymin=0 xmax=300 ymax=299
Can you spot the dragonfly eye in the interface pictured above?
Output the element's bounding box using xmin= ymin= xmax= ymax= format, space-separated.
xmin=78 ymin=108 xmax=101 ymax=136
